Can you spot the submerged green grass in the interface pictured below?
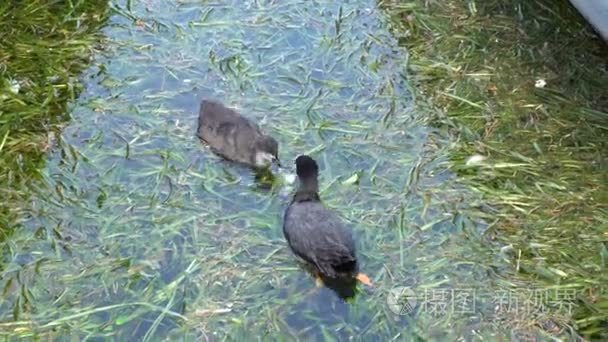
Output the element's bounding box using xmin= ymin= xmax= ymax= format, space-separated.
xmin=383 ymin=0 xmax=608 ymax=338
xmin=0 ymin=0 xmax=109 ymax=234
xmin=0 ymin=0 xmax=606 ymax=340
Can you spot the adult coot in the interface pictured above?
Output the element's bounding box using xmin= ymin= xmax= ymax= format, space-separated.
xmin=283 ymin=155 xmax=372 ymax=286
xmin=197 ymin=100 xmax=279 ymax=169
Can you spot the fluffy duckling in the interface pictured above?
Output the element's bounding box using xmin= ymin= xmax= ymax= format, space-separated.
xmin=197 ymin=100 xmax=279 ymax=169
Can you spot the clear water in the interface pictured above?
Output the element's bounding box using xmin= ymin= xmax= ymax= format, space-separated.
xmin=2 ymin=0 xmax=506 ymax=340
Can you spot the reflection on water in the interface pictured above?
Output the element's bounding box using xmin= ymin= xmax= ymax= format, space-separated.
xmin=1 ymin=0 xmax=494 ymax=339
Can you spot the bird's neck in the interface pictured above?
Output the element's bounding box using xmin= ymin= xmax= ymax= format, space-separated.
xmin=293 ymin=178 xmax=320 ymax=202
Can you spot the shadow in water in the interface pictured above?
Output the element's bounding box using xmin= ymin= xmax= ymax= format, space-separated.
xmin=320 ymin=276 xmax=359 ymax=301
xmin=297 ymin=261 xmax=360 ymax=302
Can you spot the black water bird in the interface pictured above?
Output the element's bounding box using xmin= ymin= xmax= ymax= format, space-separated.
xmin=282 ymin=155 xmax=372 ymax=287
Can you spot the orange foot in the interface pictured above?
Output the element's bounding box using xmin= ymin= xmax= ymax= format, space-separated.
xmin=356 ymin=273 xmax=373 ymax=286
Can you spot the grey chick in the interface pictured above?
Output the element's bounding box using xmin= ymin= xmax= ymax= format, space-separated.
xmin=197 ymin=100 xmax=280 ymax=169
xmin=282 ymin=155 xmax=372 ymax=287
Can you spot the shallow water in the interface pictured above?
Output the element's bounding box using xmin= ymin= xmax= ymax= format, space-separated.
xmin=2 ymin=0 xmax=517 ymax=340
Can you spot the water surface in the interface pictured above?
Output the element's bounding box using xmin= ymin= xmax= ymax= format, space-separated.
xmin=2 ymin=0 xmax=502 ymax=340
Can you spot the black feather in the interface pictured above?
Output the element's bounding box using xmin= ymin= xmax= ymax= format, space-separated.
xmin=283 ymin=155 xmax=359 ymax=280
